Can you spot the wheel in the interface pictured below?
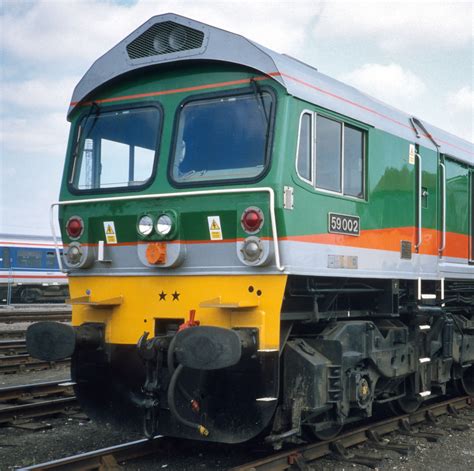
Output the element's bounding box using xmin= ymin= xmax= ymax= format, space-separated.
xmin=459 ymin=365 xmax=474 ymax=395
xmin=20 ymin=288 xmax=41 ymax=303
xmin=394 ymin=394 xmax=422 ymax=414
xmin=311 ymin=423 xmax=343 ymax=441
xmin=305 ymin=411 xmax=344 ymax=441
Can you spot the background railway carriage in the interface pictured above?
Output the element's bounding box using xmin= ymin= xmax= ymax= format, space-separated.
xmin=26 ymin=14 xmax=474 ymax=444
xmin=0 ymin=234 xmax=68 ymax=304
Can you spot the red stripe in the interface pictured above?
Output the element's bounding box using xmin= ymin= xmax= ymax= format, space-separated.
xmin=0 ymin=241 xmax=61 ymax=248
xmin=279 ymin=72 xmax=472 ymax=156
xmin=0 ymin=275 xmax=67 ymax=279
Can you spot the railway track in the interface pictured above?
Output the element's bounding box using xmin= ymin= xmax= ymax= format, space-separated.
xmin=15 ymin=395 xmax=473 ymax=471
xmin=0 ymin=380 xmax=77 ymax=426
xmin=0 ymin=339 xmax=27 ymax=355
xmin=0 ymin=354 xmax=70 ymax=374
xmin=0 ymin=329 xmax=26 ymax=340
xmin=232 ymin=395 xmax=473 ymax=470
xmin=0 ymin=304 xmax=71 ymax=324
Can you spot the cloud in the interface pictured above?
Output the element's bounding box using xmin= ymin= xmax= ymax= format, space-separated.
xmin=339 ymin=63 xmax=427 ymax=108
xmin=0 ymin=112 xmax=69 ymax=156
xmin=2 ymin=0 xmax=471 ymax=69
xmin=309 ymin=1 xmax=473 ymax=53
xmin=447 ymin=86 xmax=473 ymax=113
xmin=1 ymin=77 xmax=79 ymax=110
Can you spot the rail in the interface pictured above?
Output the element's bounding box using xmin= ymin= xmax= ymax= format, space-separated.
xmin=231 ymin=395 xmax=473 ymax=471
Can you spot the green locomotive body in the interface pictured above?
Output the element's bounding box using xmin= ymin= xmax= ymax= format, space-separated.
xmin=27 ymin=14 xmax=473 ymax=444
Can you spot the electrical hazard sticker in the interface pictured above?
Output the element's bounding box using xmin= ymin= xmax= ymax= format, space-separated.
xmin=207 ymin=216 xmax=223 ymax=241
xmin=103 ymin=221 xmax=118 ymax=244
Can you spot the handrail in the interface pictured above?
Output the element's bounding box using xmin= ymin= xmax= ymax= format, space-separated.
xmin=50 ymin=187 xmax=285 ymax=273
xmin=439 ymin=162 xmax=446 ymax=255
xmin=415 ymin=153 xmax=423 ymax=251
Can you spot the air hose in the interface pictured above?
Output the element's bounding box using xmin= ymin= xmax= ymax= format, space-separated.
xmin=167 ymin=364 xmax=209 ymax=436
xmin=167 ymin=334 xmax=195 ymax=405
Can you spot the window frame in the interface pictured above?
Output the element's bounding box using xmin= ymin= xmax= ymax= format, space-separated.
xmin=295 ymin=110 xmax=314 ymax=186
xmin=168 ymin=86 xmax=277 ymax=188
xmin=67 ymin=101 xmax=164 ymax=196
xmin=294 ymin=110 xmax=367 ymax=200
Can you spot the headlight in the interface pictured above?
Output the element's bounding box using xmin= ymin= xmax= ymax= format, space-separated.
xmin=241 ymin=237 xmax=263 ymax=262
xmin=138 ymin=215 xmax=154 ymax=236
xmin=66 ymin=243 xmax=82 ymax=265
xmin=156 ymin=214 xmax=173 ymax=236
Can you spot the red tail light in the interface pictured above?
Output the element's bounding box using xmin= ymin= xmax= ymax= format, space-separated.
xmin=241 ymin=207 xmax=264 ymax=234
xmin=66 ymin=217 xmax=84 ymax=239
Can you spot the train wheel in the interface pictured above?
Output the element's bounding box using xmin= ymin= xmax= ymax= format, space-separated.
xmin=392 ymin=376 xmax=422 ymax=414
xmin=20 ymin=288 xmax=39 ymax=303
xmin=459 ymin=365 xmax=474 ymax=395
xmin=394 ymin=394 xmax=422 ymax=414
xmin=311 ymin=423 xmax=343 ymax=441
xmin=305 ymin=411 xmax=344 ymax=441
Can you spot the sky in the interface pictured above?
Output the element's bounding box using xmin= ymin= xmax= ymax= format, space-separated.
xmin=0 ymin=0 xmax=473 ymax=236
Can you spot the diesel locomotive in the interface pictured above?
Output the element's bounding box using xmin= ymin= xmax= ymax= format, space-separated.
xmin=27 ymin=14 xmax=474 ymax=444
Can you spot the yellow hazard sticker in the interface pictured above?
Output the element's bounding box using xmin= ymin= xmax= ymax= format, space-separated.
xmin=103 ymin=221 xmax=118 ymax=244
xmin=207 ymin=216 xmax=223 ymax=241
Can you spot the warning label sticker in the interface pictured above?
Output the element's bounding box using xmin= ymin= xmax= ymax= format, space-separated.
xmin=103 ymin=221 xmax=118 ymax=244
xmin=207 ymin=216 xmax=223 ymax=241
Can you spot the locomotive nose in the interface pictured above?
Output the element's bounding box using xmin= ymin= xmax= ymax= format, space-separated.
xmin=26 ymin=321 xmax=103 ymax=361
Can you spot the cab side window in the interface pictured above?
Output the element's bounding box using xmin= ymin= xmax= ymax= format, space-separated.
xmin=343 ymin=125 xmax=364 ymax=198
xmin=296 ymin=113 xmax=313 ymax=183
xmin=315 ymin=115 xmax=365 ymax=199
xmin=315 ymin=116 xmax=342 ymax=192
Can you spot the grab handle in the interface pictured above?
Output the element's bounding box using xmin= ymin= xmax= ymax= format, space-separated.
xmin=439 ymin=162 xmax=446 ymax=255
xmin=415 ymin=153 xmax=423 ymax=251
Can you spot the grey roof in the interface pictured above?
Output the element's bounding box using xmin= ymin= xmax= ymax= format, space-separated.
xmin=69 ymin=13 xmax=473 ymax=165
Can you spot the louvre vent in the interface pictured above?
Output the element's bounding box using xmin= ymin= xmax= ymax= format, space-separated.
xmin=127 ymin=21 xmax=205 ymax=60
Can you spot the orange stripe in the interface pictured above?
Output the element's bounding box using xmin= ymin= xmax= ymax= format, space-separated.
xmin=282 ymin=227 xmax=470 ymax=259
xmin=71 ymin=73 xmax=280 ymax=107
xmin=76 ymin=228 xmax=470 ymax=259
xmin=70 ymin=68 xmax=472 ymax=156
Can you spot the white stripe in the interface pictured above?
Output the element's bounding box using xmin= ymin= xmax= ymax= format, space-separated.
xmin=419 ymin=325 xmax=431 ymax=330
xmin=419 ymin=357 xmax=431 ymax=363
xmin=419 ymin=390 xmax=431 ymax=397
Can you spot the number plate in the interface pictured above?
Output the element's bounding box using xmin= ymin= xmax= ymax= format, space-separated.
xmin=328 ymin=213 xmax=360 ymax=236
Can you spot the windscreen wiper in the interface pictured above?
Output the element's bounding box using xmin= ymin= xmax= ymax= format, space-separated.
xmin=69 ymin=102 xmax=100 ymax=184
xmin=250 ymin=78 xmax=269 ymax=126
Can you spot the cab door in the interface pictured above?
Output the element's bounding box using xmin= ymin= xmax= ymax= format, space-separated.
xmin=470 ymin=169 xmax=474 ymax=263
xmin=440 ymin=156 xmax=470 ymax=264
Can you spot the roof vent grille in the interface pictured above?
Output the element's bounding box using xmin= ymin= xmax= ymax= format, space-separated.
xmin=127 ymin=21 xmax=204 ymax=60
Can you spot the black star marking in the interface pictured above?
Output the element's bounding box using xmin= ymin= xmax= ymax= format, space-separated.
xmin=172 ymin=291 xmax=180 ymax=301
xmin=159 ymin=291 xmax=167 ymax=301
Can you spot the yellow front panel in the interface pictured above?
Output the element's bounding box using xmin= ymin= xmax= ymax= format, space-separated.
xmin=69 ymin=275 xmax=287 ymax=349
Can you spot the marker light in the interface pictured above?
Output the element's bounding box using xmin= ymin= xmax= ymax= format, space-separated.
xmin=241 ymin=207 xmax=264 ymax=234
xmin=156 ymin=214 xmax=173 ymax=236
xmin=138 ymin=215 xmax=154 ymax=236
xmin=66 ymin=217 xmax=84 ymax=239
xmin=241 ymin=237 xmax=263 ymax=262
xmin=66 ymin=244 xmax=82 ymax=265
